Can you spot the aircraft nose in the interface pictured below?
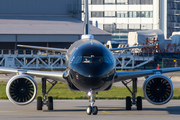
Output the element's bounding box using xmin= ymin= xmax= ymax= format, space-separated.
xmin=70 ymin=60 xmax=115 ymax=78
xmin=80 ymin=64 xmax=107 ymax=77
xmin=69 ymin=66 xmax=115 ymax=92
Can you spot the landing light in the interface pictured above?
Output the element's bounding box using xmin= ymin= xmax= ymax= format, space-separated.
xmin=87 ymin=91 xmax=92 ymax=96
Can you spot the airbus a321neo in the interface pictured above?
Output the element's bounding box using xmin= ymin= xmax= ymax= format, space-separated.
xmin=0 ymin=0 xmax=180 ymax=115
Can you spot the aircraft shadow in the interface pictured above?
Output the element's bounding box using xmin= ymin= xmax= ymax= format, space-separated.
xmin=43 ymin=106 xmax=124 ymax=112
xmin=43 ymin=106 xmax=180 ymax=115
xmin=142 ymin=106 xmax=180 ymax=115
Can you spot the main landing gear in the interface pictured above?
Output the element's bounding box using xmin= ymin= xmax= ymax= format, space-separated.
xmin=86 ymin=90 xmax=98 ymax=115
xmin=122 ymin=78 xmax=142 ymax=110
xmin=37 ymin=78 xmax=57 ymax=110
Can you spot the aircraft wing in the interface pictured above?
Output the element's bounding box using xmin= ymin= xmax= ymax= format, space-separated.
xmin=0 ymin=67 xmax=66 ymax=82
xmin=17 ymin=44 xmax=68 ymax=53
xmin=110 ymin=45 xmax=154 ymax=51
xmin=114 ymin=67 xmax=180 ymax=82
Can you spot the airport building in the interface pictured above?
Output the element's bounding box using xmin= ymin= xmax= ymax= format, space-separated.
xmin=82 ymin=0 xmax=180 ymax=39
xmin=0 ymin=0 xmax=111 ymax=50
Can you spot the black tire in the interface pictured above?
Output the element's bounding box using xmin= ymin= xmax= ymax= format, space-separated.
xmin=86 ymin=106 xmax=92 ymax=115
xmin=126 ymin=96 xmax=131 ymax=110
xmin=48 ymin=96 xmax=53 ymax=110
xmin=92 ymin=106 xmax=98 ymax=115
xmin=137 ymin=96 xmax=142 ymax=110
xmin=37 ymin=96 xmax=42 ymax=110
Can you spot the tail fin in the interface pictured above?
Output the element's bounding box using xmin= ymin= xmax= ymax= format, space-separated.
xmin=84 ymin=0 xmax=89 ymax=35
xmin=81 ymin=0 xmax=94 ymax=39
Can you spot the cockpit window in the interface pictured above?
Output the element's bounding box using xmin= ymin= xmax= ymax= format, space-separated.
xmin=93 ymin=57 xmax=103 ymax=63
xmin=73 ymin=56 xmax=82 ymax=64
xmin=82 ymin=56 xmax=103 ymax=63
xmin=73 ymin=56 xmax=111 ymax=64
xmin=103 ymin=56 xmax=112 ymax=63
xmin=82 ymin=57 xmax=92 ymax=63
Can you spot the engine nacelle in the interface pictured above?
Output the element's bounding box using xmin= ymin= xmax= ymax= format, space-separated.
xmin=143 ymin=74 xmax=174 ymax=105
xmin=6 ymin=74 xmax=37 ymax=105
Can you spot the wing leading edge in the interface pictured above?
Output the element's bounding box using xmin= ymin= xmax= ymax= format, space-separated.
xmin=110 ymin=45 xmax=155 ymax=51
xmin=0 ymin=67 xmax=66 ymax=82
xmin=17 ymin=44 xmax=68 ymax=53
xmin=114 ymin=67 xmax=180 ymax=82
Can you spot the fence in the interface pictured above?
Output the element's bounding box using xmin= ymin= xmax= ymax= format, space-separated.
xmin=162 ymin=58 xmax=180 ymax=68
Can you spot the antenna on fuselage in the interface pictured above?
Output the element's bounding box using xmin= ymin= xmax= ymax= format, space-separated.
xmin=81 ymin=0 xmax=94 ymax=40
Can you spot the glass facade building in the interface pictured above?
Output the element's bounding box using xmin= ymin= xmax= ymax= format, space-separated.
xmin=82 ymin=0 xmax=180 ymax=39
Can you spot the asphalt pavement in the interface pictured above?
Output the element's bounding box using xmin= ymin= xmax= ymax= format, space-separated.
xmin=0 ymin=100 xmax=179 ymax=120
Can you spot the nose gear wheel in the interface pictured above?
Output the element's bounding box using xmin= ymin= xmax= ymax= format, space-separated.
xmin=86 ymin=90 xmax=98 ymax=115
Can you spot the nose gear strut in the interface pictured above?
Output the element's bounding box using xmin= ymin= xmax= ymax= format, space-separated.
xmin=86 ymin=90 xmax=98 ymax=115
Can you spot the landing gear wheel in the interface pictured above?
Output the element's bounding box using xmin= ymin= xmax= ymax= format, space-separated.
xmin=37 ymin=96 xmax=42 ymax=110
xmin=126 ymin=96 xmax=131 ymax=110
xmin=86 ymin=106 xmax=92 ymax=115
xmin=92 ymin=106 xmax=98 ymax=115
xmin=48 ymin=96 xmax=53 ymax=110
xmin=136 ymin=96 xmax=142 ymax=110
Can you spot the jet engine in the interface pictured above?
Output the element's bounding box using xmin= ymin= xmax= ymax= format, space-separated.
xmin=6 ymin=74 xmax=37 ymax=105
xmin=143 ymin=74 xmax=174 ymax=105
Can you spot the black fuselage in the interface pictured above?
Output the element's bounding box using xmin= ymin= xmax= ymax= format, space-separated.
xmin=65 ymin=39 xmax=116 ymax=92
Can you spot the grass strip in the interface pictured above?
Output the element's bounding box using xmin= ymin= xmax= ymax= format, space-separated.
xmin=0 ymin=82 xmax=180 ymax=99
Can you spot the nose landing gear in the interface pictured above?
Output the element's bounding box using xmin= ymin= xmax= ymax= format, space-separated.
xmin=86 ymin=90 xmax=98 ymax=115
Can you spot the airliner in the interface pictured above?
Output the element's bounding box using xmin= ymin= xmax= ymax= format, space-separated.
xmin=0 ymin=0 xmax=179 ymax=115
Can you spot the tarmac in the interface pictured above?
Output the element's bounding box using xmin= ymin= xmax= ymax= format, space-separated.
xmin=0 ymin=72 xmax=180 ymax=119
xmin=0 ymin=100 xmax=180 ymax=120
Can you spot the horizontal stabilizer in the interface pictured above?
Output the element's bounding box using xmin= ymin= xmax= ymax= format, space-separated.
xmin=17 ymin=45 xmax=68 ymax=52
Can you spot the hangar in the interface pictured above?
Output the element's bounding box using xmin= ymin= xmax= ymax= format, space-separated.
xmin=0 ymin=0 xmax=111 ymax=50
